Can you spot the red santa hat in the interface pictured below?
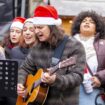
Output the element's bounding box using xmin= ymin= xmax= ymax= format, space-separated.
xmin=33 ymin=5 xmax=62 ymax=25
xmin=10 ymin=17 xmax=26 ymax=29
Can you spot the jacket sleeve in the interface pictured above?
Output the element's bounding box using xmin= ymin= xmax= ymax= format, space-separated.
xmin=51 ymin=39 xmax=86 ymax=90
xmin=94 ymin=39 xmax=105 ymax=87
xmin=18 ymin=52 xmax=36 ymax=85
xmin=95 ymin=70 xmax=105 ymax=86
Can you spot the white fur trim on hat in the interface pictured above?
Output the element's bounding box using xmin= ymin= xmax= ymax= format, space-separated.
xmin=24 ymin=18 xmax=34 ymax=23
xmin=33 ymin=17 xmax=62 ymax=25
xmin=10 ymin=21 xmax=24 ymax=29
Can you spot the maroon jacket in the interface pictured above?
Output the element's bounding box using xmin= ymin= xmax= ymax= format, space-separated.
xmin=93 ymin=39 xmax=105 ymax=88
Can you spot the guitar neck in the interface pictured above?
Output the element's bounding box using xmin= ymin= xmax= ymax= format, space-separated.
xmin=49 ymin=56 xmax=76 ymax=75
xmin=33 ymin=56 xmax=76 ymax=88
xmin=48 ymin=64 xmax=59 ymax=75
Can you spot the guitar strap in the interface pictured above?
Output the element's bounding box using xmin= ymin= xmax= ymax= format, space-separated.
xmin=51 ymin=35 xmax=69 ymax=66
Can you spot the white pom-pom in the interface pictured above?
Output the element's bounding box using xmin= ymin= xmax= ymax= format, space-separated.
xmin=55 ymin=18 xmax=62 ymax=26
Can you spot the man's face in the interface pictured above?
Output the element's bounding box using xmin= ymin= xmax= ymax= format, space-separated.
xmin=34 ymin=25 xmax=50 ymax=42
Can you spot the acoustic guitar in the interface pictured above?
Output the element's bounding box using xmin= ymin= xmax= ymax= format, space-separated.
xmin=16 ymin=56 xmax=76 ymax=105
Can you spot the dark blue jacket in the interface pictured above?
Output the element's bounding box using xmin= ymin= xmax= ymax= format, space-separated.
xmin=11 ymin=46 xmax=30 ymax=67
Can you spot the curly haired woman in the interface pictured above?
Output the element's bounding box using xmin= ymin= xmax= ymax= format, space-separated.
xmin=72 ymin=10 xmax=105 ymax=105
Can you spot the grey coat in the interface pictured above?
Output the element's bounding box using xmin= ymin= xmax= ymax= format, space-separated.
xmin=18 ymin=37 xmax=86 ymax=105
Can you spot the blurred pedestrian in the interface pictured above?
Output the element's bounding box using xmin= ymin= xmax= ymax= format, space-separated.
xmin=0 ymin=44 xmax=5 ymax=59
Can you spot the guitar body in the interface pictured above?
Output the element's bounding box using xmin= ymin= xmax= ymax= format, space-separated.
xmin=16 ymin=68 xmax=49 ymax=105
xmin=16 ymin=56 xmax=76 ymax=105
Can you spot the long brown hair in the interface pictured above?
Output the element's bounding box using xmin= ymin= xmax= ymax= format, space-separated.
xmin=3 ymin=31 xmax=14 ymax=48
xmin=42 ymin=25 xmax=64 ymax=46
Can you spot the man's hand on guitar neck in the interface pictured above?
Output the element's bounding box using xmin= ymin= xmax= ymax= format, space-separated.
xmin=41 ymin=72 xmax=56 ymax=85
xmin=17 ymin=83 xmax=26 ymax=97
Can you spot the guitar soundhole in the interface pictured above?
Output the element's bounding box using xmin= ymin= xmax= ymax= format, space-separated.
xmin=29 ymin=101 xmax=40 ymax=105
xmin=23 ymin=95 xmax=29 ymax=102
xmin=40 ymin=82 xmax=48 ymax=88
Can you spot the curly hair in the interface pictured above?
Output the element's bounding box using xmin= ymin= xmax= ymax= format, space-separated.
xmin=71 ymin=10 xmax=105 ymax=39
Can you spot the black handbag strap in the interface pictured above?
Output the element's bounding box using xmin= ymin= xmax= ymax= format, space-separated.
xmin=51 ymin=36 xmax=68 ymax=66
